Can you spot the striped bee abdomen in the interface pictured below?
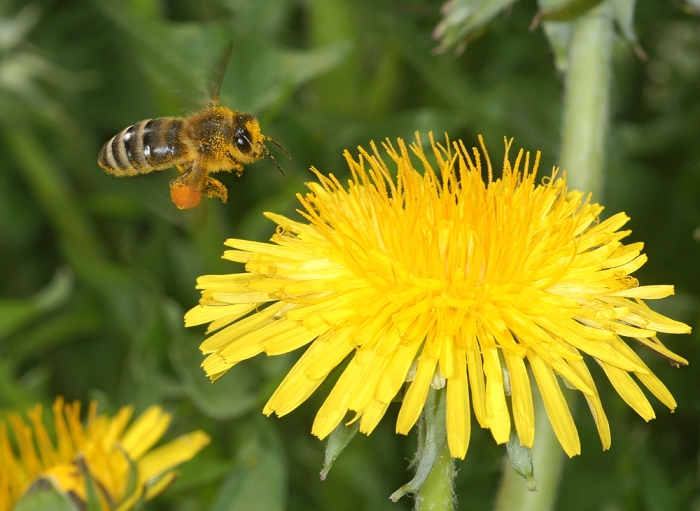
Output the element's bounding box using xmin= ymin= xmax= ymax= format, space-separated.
xmin=98 ymin=117 xmax=186 ymax=176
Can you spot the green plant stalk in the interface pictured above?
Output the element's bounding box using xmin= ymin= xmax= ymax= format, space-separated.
xmin=415 ymin=438 xmax=454 ymax=511
xmin=559 ymin=2 xmax=614 ymax=199
xmin=493 ymin=4 xmax=613 ymax=511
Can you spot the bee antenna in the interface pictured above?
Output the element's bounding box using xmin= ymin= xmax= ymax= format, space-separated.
xmin=262 ymin=143 xmax=287 ymax=177
xmin=264 ymin=136 xmax=291 ymax=159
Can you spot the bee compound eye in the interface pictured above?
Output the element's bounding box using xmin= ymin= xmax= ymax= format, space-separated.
xmin=234 ymin=128 xmax=252 ymax=154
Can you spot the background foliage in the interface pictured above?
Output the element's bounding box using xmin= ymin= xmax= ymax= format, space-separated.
xmin=1 ymin=0 xmax=699 ymax=510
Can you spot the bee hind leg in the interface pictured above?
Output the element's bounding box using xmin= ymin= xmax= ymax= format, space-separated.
xmin=169 ymin=164 xmax=193 ymax=187
xmin=202 ymin=177 xmax=228 ymax=204
xmin=168 ymin=163 xmax=204 ymax=209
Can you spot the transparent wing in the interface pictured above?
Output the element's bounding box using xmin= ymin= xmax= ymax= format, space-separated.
xmin=210 ymin=42 xmax=234 ymax=106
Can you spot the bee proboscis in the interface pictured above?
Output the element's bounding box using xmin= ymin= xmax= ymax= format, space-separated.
xmin=97 ymin=44 xmax=289 ymax=209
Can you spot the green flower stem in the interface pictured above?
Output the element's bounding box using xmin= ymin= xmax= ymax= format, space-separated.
xmin=416 ymin=435 xmax=454 ymax=511
xmin=559 ymin=2 xmax=614 ymax=199
xmin=492 ymin=390 xmax=564 ymax=511
xmin=493 ymin=4 xmax=614 ymax=511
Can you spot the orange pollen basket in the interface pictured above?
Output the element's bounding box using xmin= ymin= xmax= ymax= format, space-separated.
xmin=171 ymin=183 xmax=202 ymax=209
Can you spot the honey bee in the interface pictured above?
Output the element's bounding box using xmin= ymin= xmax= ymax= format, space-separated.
xmin=98 ymin=45 xmax=289 ymax=210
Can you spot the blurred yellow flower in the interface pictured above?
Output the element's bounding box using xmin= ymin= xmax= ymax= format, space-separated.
xmin=186 ymin=133 xmax=690 ymax=459
xmin=0 ymin=397 xmax=210 ymax=511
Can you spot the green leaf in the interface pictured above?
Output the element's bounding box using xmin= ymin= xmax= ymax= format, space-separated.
xmin=208 ymin=432 xmax=287 ymax=511
xmin=97 ymin=0 xmax=226 ymax=109
xmin=4 ymin=128 xmax=103 ymax=258
xmin=13 ymin=478 xmax=80 ymax=511
xmin=0 ymin=359 xmax=43 ymax=407
xmin=0 ymin=267 xmax=73 ymax=340
xmin=320 ymin=419 xmax=360 ymax=480
xmin=226 ymin=0 xmax=292 ymax=39
xmin=0 ymin=301 xmax=43 ymax=340
xmin=0 ymin=6 xmax=92 ymax=123
xmin=60 ymin=244 xmax=153 ymax=337
xmin=261 ymin=43 xmax=351 ymax=112
xmin=166 ymin=454 xmax=233 ymax=495
xmin=170 ymin=334 xmax=258 ymax=420
xmin=8 ymin=304 xmax=100 ymax=362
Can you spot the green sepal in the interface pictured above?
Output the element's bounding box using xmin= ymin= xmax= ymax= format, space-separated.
xmin=319 ymin=419 xmax=360 ymax=480
xmin=390 ymin=387 xmax=447 ymax=502
xmin=13 ymin=477 xmax=80 ymax=511
xmin=76 ymin=456 xmax=104 ymax=511
xmin=611 ymin=0 xmax=647 ymax=59
xmin=541 ymin=21 xmax=573 ymax=73
xmin=119 ymin=446 xmax=140 ymax=506
xmin=685 ymin=0 xmax=700 ymax=14
xmin=537 ymin=0 xmax=574 ymax=72
xmin=534 ymin=0 xmax=605 ymax=24
xmin=506 ymin=431 xmax=537 ymax=491
xmin=433 ymin=0 xmax=520 ymax=54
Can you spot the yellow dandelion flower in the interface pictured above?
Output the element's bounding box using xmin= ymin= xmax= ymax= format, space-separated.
xmin=186 ymin=133 xmax=690 ymax=459
xmin=0 ymin=397 xmax=210 ymax=511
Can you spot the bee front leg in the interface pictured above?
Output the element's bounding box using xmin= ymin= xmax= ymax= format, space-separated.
xmin=223 ymin=153 xmax=245 ymax=177
xmin=201 ymin=177 xmax=228 ymax=203
xmin=227 ymin=162 xmax=244 ymax=177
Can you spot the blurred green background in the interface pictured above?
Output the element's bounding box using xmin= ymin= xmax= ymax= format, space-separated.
xmin=1 ymin=0 xmax=700 ymax=510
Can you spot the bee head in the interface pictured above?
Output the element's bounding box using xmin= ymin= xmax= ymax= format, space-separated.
xmin=228 ymin=112 xmax=290 ymax=176
xmin=230 ymin=113 xmax=265 ymax=163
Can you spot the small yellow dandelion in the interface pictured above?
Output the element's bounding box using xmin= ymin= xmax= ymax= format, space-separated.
xmin=0 ymin=397 xmax=210 ymax=511
xmin=186 ymin=133 xmax=690 ymax=459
